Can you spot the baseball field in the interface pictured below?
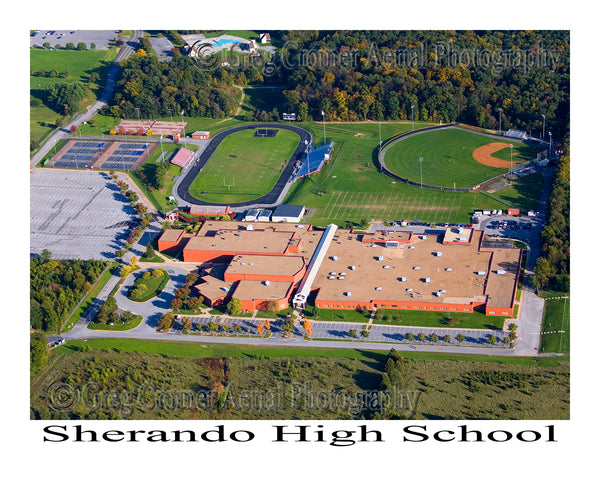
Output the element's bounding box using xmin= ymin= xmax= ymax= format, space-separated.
xmin=382 ymin=127 xmax=543 ymax=189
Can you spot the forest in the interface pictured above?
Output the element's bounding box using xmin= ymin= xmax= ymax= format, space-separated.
xmin=102 ymin=30 xmax=569 ymax=141
xmin=533 ymin=141 xmax=570 ymax=292
xmin=30 ymin=251 xmax=108 ymax=332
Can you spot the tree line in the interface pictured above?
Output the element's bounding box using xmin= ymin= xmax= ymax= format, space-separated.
xmin=533 ymin=142 xmax=570 ymax=292
xmin=30 ymin=251 xmax=109 ymax=332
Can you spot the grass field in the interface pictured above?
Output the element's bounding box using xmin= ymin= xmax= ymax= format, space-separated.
xmin=31 ymin=345 xmax=569 ymax=420
xmin=188 ymin=128 xmax=300 ymax=203
xmin=284 ymin=122 xmax=544 ymax=226
xmin=382 ymin=128 xmax=542 ymax=188
xmin=539 ymin=297 xmax=570 ymax=354
xmin=30 ymin=48 xmax=118 ymax=145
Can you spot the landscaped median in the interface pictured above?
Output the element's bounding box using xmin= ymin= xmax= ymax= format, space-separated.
xmin=127 ymin=268 xmax=170 ymax=302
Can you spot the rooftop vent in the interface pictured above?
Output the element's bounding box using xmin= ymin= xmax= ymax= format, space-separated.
xmin=445 ymin=267 xmax=452 ymax=272
xmin=497 ymin=270 xmax=506 ymax=275
xmin=477 ymin=271 xmax=486 ymax=276
xmin=375 ymin=287 xmax=382 ymax=291
xmin=247 ymin=224 xmax=253 ymax=230
xmin=399 ymin=277 xmax=407 ymax=282
xmin=424 ymin=277 xmax=431 ymax=283
xmin=413 ymin=266 xmax=420 ymax=270
xmin=345 ymin=291 xmax=352 ymax=297
xmin=264 ymin=280 xmax=270 ymax=286
xmin=435 ymin=251 xmax=442 ymax=256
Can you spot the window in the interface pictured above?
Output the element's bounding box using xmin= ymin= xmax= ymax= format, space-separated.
xmin=464 ymin=308 xmax=470 ymax=312
xmin=489 ymin=311 xmax=496 ymax=315
xmin=502 ymin=311 xmax=509 ymax=315
xmin=391 ymin=305 xmax=397 ymax=308
xmin=440 ymin=307 xmax=447 ymax=311
xmin=413 ymin=306 xmax=420 ymax=309
xmin=450 ymin=308 xmax=457 ymax=311
xmin=402 ymin=305 xmax=408 ymax=309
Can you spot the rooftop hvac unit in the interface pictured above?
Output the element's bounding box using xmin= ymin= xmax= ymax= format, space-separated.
xmin=221 ymin=287 xmax=229 ymax=292
xmin=497 ymin=270 xmax=506 ymax=275
xmin=332 ymin=256 xmax=338 ymax=261
xmin=409 ymin=246 xmax=415 ymax=249
xmin=435 ymin=251 xmax=442 ymax=256
xmin=440 ymin=289 xmax=446 ymax=293
xmin=458 ymin=237 xmax=466 ymax=242
xmin=458 ymin=226 xmax=464 ymax=234
xmin=435 ymin=291 xmax=441 ymax=297
xmin=421 ymin=235 xmax=428 ymax=240
xmin=247 ymin=224 xmax=253 ymax=230
xmin=477 ymin=271 xmax=486 ymax=276
xmin=328 ymin=276 xmax=335 ymax=280
xmin=406 ymin=288 xmax=413 ymax=292
xmin=349 ymin=265 xmax=356 ymax=270
xmin=375 ymin=287 xmax=382 ymax=291
xmin=340 ymin=272 xmax=346 ymax=276
xmin=413 ymin=266 xmax=420 ymax=270
xmin=377 ymin=256 xmax=384 ymax=261
xmin=445 ymin=267 xmax=452 ymax=272
xmin=425 ymin=277 xmax=431 ymax=283
xmin=249 ymin=263 xmax=254 ymax=266
xmin=345 ymin=292 xmax=352 ymax=297
xmin=330 ymin=272 xmax=336 ymax=275
xmin=337 ymin=276 xmax=345 ymax=280
xmin=264 ymin=280 xmax=270 ymax=286
xmin=383 ymin=265 xmax=391 ymax=269
xmin=399 ymin=277 xmax=407 ymax=282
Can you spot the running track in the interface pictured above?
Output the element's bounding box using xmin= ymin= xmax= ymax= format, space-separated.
xmin=176 ymin=123 xmax=312 ymax=207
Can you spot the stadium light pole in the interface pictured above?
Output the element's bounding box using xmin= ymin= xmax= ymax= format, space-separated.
xmin=322 ymin=110 xmax=326 ymax=144
xmin=548 ymin=131 xmax=552 ymax=158
xmin=411 ymin=105 xmax=415 ymax=131
xmin=181 ymin=110 xmax=186 ymax=146
xmin=419 ymin=157 xmax=423 ymax=188
xmin=541 ymin=114 xmax=546 ymax=142
xmin=509 ymin=144 xmax=513 ymax=183
xmin=378 ymin=122 xmax=382 ymax=151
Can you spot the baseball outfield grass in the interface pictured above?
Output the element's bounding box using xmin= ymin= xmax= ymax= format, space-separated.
xmin=382 ymin=127 xmax=542 ymax=188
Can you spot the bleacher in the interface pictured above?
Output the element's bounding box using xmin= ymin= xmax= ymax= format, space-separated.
xmin=295 ymin=142 xmax=334 ymax=178
xmin=505 ymin=129 xmax=528 ymax=140
xmin=170 ymin=147 xmax=194 ymax=168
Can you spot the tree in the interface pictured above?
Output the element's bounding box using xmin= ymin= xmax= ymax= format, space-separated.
xmin=186 ymin=296 xmax=202 ymax=310
xmin=264 ymin=318 xmax=271 ymax=330
xmin=30 ymin=333 xmax=49 ymax=373
xmin=144 ymin=244 xmax=155 ymax=259
xmin=406 ymin=332 xmax=415 ymax=341
xmin=266 ymin=300 xmax=279 ymax=312
xmin=90 ymin=43 xmax=96 ymax=50
xmin=157 ymin=311 xmax=175 ymax=331
xmin=120 ymin=311 xmax=135 ymax=324
xmin=182 ymin=317 xmax=192 ymax=331
xmin=77 ymin=42 xmax=87 ymax=50
xmin=282 ymin=318 xmax=294 ymax=333
xmin=185 ymin=272 xmax=199 ymax=285
xmin=508 ymin=323 xmax=518 ymax=332
xmin=227 ymin=298 xmax=242 ymax=316
xmin=429 ymin=333 xmax=439 ymax=342
xmin=487 ymin=335 xmax=498 ymax=345
xmin=443 ymin=334 xmax=451 ymax=343
xmin=456 ymin=334 xmax=465 ymax=343
xmin=257 ymin=322 xmax=265 ymax=335
xmin=348 ymin=329 xmax=357 ymax=338
xmin=171 ymin=297 xmax=183 ymax=310
xmin=417 ymin=332 xmax=426 ymax=341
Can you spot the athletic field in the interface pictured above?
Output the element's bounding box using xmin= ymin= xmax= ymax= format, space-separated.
xmin=188 ymin=128 xmax=300 ymax=203
xmin=382 ymin=128 xmax=542 ymax=188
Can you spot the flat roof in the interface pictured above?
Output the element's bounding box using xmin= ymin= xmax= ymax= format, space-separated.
xmin=443 ymin=227 xmax=474 ymax=243
xmin=362 ymin=230 xmax=412 ymax=243
xmin=190 ymin=205 xmax=229 ymax=215
xmin=232 ymin=279 xmax=293 ymax=302
xmin=158 ymin=228 xmax=185 ymax=242
xmin=273 ymin=204 xmax=305 ymax=217
xmin=184 ymin=228 xmax=295 ymax=255
xmin=226 ymin=254 xmax=305 ymax=278
xmin=314 ymin=229 xmax=517 ymax=308
xmin=481 ymin=246 xmax=521 ymax=308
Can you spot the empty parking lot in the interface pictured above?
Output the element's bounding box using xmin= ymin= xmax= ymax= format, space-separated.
xmin=30 ymin=169 xmax=137 ymax=260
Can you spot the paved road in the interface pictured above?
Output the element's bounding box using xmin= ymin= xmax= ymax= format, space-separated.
xmin=30 ymin=30 xmax=143 ymax=167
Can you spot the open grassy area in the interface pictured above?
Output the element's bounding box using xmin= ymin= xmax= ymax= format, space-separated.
xmin=188 ymin=128 xmax=300 ymax=203
xmin=87 ymin=314 xmax=143 ymax=331
xmin=31 ymin=344 xmax=569 ymax=420
xmin=382 ymin=128 xmax=540 ymax=188
xmin=492 ymin=172 xmax=545 ymax=212
xmin=539 ymin=297 xmax=570 ymax=354
xmin=285 ymin=122 xmax=525 ymax=226
xmin=372 ymin=309 xmax=506 ymax=330
xmin=30 ymin=48 xmax=118 ymax=145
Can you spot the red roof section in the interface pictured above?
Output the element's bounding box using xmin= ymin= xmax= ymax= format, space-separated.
xmin=171 ymin=147 xmax=194 ymax=168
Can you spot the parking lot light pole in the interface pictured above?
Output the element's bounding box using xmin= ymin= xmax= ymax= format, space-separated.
xmin=509 ymin=144 xmax=513 ymax=183
xmin=541 ymin=114 xmax=546 ymax=141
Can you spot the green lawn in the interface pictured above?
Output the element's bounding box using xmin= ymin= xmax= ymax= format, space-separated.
xmin=382 ymin=127 xmax=541 ymax=188
xmin=127 ymin=268 xmax=170 ymax=302
xmin=372 ymin=309 xmax=505 ymax=330
xmin=188 ymin=128 xmax=300 ymax=203
xmin=30 ymin=48 xmax=119 ymax=145
xmin=87 ymin=314 xmax=143 ymax=331
xmin=492 ymin=172 xmax=545 ymax=212
xmin=539 ymin=297 xmax=570 ymax=354
xmin=285 ymin=121 xmax=524 ymax=226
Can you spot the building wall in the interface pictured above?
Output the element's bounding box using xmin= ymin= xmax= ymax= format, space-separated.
xmin=315 ymin=297 xmax=486 ymax=314
xmin=183 ymin=249 xmax=286 ymax=263
xmin=224 ymin=268 xmax=305 ymax=284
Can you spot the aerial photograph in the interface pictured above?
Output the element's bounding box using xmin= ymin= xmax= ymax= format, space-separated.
xmin=29 ymin=29 xmax=570 ymax=422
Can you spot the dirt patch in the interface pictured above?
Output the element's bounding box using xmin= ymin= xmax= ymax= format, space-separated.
xmin=473 ymin=142 xmax=519 ymax=168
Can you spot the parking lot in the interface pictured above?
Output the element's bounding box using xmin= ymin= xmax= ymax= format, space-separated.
xmin=30 ymin=169 xmax=138 ymax=260
xmin=30 ymin=30 xmax=120 ymax=49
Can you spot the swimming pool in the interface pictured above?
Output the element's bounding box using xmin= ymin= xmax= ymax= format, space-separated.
xmin=212 ymin=38 xmax=241 ymax=47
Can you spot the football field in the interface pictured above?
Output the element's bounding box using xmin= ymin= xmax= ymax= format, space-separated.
xmin=188 ymin=128 xmax=300 ymax=203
